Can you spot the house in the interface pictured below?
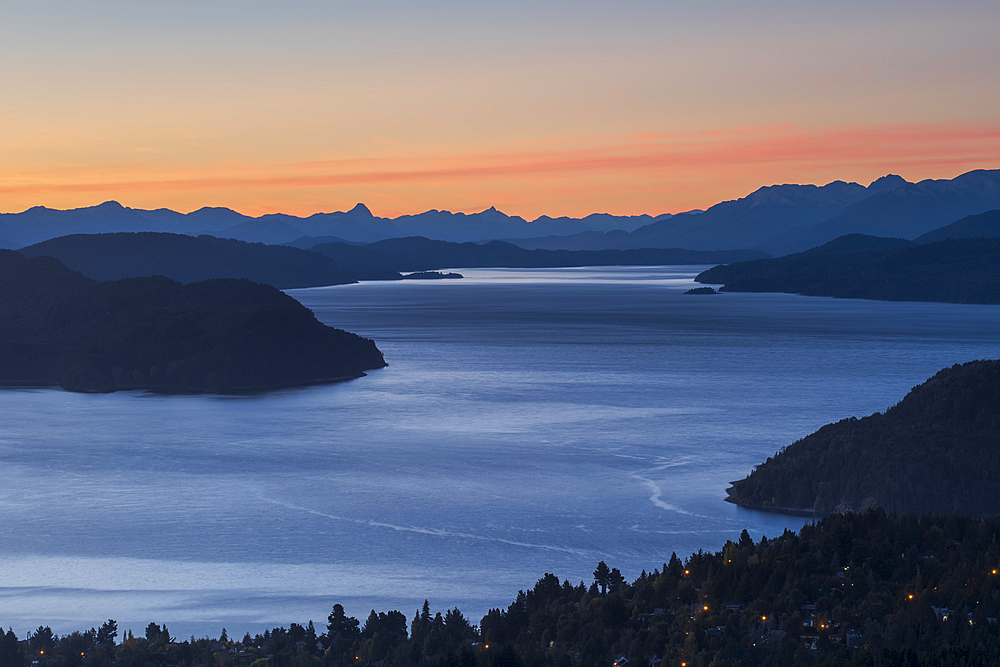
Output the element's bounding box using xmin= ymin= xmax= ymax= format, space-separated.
xmin=932 ymin=606 xmax=954 ymax=622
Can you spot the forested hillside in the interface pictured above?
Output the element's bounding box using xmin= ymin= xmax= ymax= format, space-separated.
xmin=696 ymin=237 xmax=1000 ymax=304
xmin=727 ymin=360 xmax=1000 ymax=515
xmin=914 ymin=209 xmax=1000 ymax=243
xmin=0 ymin=250 xmax=385 ymax=392
xmin=10 ymin=511 xmax=1000 ymax=667
xmin=21 ymin=232 xmax=352 ymax=289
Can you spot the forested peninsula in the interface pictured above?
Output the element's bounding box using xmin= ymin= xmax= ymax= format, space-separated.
xmin=727 ymin=360 xmax=1000 ymax=516
xmin=0 ymin=250 xmax=385 ymax=392
xmin=10 ymin=511 xmax=1000 ymax=667
xmin=20 ymin=233 xmax=353 ymax=289
xmin=695 ymin=235 xmax=1000 ymax=304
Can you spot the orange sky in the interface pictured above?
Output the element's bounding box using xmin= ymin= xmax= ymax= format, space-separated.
xmin=2 ymin=1 xmax=998 ymax=219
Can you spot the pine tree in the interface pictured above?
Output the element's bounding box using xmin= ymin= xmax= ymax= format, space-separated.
xmin=593 ymin=561 xmax=611 ymax=596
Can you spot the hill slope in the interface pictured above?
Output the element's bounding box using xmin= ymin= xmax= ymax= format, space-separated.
xmin=727 ymin=360 xmax=1000 ymax=515
xmin=696 ymin=236 xmax=1000 ymax=304
xmin=0 ymin=250 xmax=385 ymax=392
xmin=915 ymin=209 xmax=1000 ymax=243
xmin=20 ymin=232 xmax=352 ymax=289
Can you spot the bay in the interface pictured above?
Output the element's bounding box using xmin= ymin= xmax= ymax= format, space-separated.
xmin=1 ymin=266 xmax=998 ymax=638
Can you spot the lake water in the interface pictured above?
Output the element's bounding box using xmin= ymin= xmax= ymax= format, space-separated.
xmin=1 ymin=266 xmax=999 ymax=639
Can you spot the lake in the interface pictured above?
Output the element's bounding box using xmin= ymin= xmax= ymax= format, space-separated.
xmin=1 ymin=266 xmax=999 ymax=639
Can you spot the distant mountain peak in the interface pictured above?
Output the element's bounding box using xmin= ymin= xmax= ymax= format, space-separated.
xmin=95 ymin=200 xmax=125 ymax=210
xmin=192 ymin=206 xmax=238 ymax=213
xmin=867 ymin=174 xmax=909 ymax=194
xmin=348 ymin=203 xmax=373 ymax=217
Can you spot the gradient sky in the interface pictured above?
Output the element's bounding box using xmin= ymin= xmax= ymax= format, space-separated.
xmin=2 ymin=0 xmax=999 ymax=218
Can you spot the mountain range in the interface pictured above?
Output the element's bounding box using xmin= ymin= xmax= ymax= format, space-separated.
xmin=2 ymin=168 xmax=998 ymax=255
xmin=540 ymin=176 xmax=904 ymax=252
xmin=761 ymin=169 xmax=1000 ymax=254
xmin=0 ymin=201 xmax=669 ymax=248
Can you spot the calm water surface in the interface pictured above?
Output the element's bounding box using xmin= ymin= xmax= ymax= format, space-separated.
xmin=1 ymin=266 xmax=999 ymax=637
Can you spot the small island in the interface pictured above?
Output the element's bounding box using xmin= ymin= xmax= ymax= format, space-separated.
xmin=727 ymin=359 xmax=1000 ymax=516
xmin=683 ymin=286 xmax=717 ymax=295
xmin=401 ymin=271 xmax=463 ymax=280
xmin=0 ymin=250 xmax=386 ymax=393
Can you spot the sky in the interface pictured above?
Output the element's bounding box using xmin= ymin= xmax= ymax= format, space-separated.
xmin=1 ymin=0 xmax=999 ymax=219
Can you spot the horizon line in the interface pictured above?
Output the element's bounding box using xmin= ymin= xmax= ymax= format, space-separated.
xmin=6 ymin=167 xmax=990 ymax=221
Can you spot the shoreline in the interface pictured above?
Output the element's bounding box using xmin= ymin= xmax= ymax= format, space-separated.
xmin=725 ymin=481 xmax=827 ymax=517
xmin=0 ymin=370 xmax=382 ymax=395
xmin=725 ymin=495 xmax=827 ymax=518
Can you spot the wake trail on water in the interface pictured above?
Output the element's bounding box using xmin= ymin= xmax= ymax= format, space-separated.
xmin=629 ymin=456 xmax=710 ymax=519
xmin=262 ymin=497 xmax=599 ymax=559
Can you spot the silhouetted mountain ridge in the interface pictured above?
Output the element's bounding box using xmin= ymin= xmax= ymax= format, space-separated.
xmin=0 ymin=201 xmax=670 ymax=247
xmin=761 ymin=169 xmax=1000 ymax=254
xmin=5 ymin=168 xmax=997 ymax=251
xmin=504 ymin=176 xmax=913 ymax=251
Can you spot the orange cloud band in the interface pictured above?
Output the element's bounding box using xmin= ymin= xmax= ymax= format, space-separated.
xmin=2 ymin=121 xmax=998 ymax=214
